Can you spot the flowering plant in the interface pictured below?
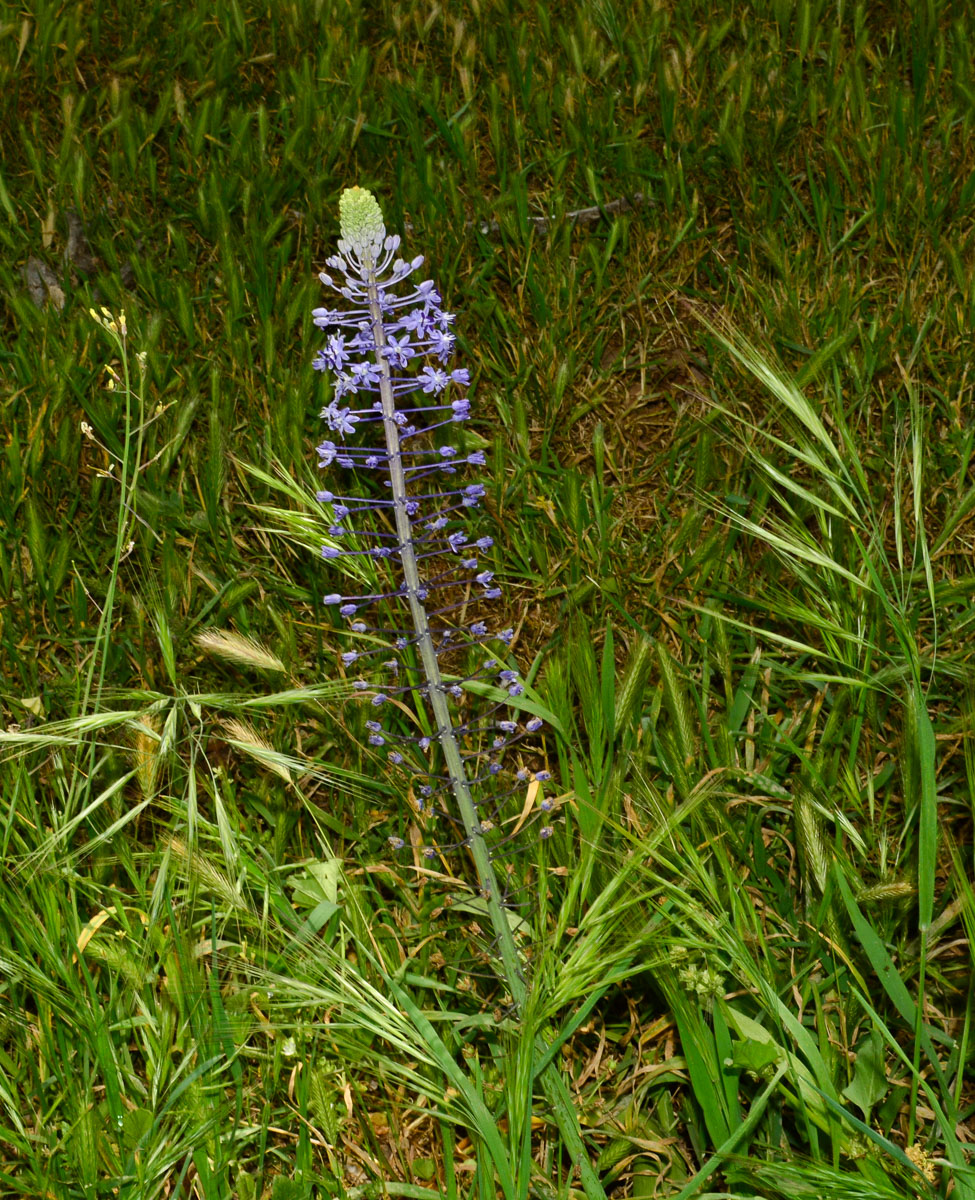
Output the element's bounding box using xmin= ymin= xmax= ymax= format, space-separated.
xmin=310 ymin=187 xmax=605 ymax=1199
xmin=311 ymin=186 xmax=556 ymax=997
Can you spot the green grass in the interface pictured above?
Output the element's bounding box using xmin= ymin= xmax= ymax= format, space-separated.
xmin=2 ymin=0 xmax=975 ymax=1195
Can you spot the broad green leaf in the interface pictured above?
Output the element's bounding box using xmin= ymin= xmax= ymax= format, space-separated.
xmin=841 ymin=1031 xmax=887 ymax=1119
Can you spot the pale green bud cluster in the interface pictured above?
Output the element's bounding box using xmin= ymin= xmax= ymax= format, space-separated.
xmin=338 ymin=186 xmax=386 ymax=265
xmin=678 ymin=961 xmax=725 ymax=1003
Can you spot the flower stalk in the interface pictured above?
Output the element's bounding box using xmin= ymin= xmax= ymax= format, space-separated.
xmin=312 ymin=187 xmax=605 ymax=1199
xmin=313 ymin=187 xmax=539 ymax=1000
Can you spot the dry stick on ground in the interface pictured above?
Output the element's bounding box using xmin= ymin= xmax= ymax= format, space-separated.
xmin=403 ymin=191 xmax=649 ymax=236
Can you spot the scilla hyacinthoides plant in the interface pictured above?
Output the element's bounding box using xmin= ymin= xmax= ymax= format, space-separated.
xmin=313 ymin=186 xmax=547 ymax=984
xmin=312 ymin=187 xmax=605 ymax=1199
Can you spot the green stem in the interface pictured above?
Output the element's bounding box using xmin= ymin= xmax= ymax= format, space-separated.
xmin=69 ymin=323 xmax=144 ymax=817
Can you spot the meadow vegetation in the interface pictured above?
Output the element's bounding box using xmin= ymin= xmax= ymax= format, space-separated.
xmin=1 ymin=1 xmax=974 ymax=1197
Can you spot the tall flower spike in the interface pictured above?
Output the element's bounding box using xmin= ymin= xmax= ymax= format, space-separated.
xmin=312 ymin=187 xmax=551 ymax=1011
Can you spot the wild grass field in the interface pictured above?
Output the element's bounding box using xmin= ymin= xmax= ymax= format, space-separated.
xmin=1 ymin=1 xmax=974 ymax=1197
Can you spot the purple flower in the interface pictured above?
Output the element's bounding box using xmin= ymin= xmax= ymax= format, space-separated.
xmin=384 ymin=334 xmax=415 ymax=368
xmin=322 ymin=404 xmax=359 ymax=436
xmin=418 ymin=367 xmax=449 ymax=393
xmin=318 ymin=441 xmax=338 ymax=466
